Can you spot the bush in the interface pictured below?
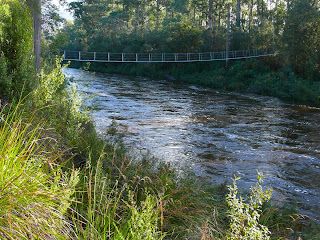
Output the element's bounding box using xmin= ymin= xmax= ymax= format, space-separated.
xmin=226 ymin=173 xmax=272 ymax=240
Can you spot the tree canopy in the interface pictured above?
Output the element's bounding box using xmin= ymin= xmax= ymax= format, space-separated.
xmin=49 ymin=0 xmax=320 ymax=81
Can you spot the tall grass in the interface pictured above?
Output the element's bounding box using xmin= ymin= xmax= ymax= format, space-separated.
xmin=0 ymin=104 xmax=78 ymax=239
xmin=72 ymin=151 xmax=164 ymax=240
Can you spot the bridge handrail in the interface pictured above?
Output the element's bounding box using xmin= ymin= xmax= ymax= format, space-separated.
xmin=61 ymin=48 xmax=274 ymax=55
xmin=59 ymin=48 xmax=279 ymax=63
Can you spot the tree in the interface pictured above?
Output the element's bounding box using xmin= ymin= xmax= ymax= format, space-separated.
xmin=236 ymin=0 xmax=241 ymax=28
xmin=42 ymin=0 xmax=65 ymax=41
xmin=26 ymin=0 xmax=41 ymax=73
xmin=283 ymin=0 xmax=320 ymax=77
xmin=0 ymin=0 xmax=35 ymax=97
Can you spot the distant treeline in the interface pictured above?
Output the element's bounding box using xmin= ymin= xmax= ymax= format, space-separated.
xmin=46 ymin=0 xmax=320 ymax=104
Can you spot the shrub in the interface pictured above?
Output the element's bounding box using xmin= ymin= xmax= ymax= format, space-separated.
xmin=226 ymin=173 xmax=272 ymax=240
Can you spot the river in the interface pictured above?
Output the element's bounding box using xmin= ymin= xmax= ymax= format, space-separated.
xmin=65 ymin=68 xmax=320 ymax=223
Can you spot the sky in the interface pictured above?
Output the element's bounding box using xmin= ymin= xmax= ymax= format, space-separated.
xmin=52 ymin=0 xmax=73 ymax=21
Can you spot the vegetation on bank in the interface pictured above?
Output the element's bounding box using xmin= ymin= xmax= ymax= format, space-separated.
xmin=1 ymin=0 xmax=320 ymax=239
xmin=47 ymin=0 xmax=320 ymax=105
xmin=68 ymin=57 xmax=320 ymax=106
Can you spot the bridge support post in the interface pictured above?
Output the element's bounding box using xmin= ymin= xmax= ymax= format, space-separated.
xmin=63 ymin=50 xmax=66 ymax=60
xmin=162 ymin=53 xmax=164 ymax=62
xmin=94 ymin=52 xmax=96 ymax=61
xmin=108 ymin=52 xmax=110 ymax=62
xmin=122 ymin=53 xmax=124 ymax=61
xmin=79 ymin=51 xmax=81 ymax=61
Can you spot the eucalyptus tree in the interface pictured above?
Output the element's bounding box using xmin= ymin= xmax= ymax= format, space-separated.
xmin=283 ymin=0 xmax=320 ymax=78
xmin=42 ymin=0 xmax=65 ymax=41
xmin=26 ymin=0 xmax=41 ymax=72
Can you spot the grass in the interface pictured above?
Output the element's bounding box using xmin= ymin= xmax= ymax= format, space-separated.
xmin=72 ymin=154 xmax=164 ymax=240
xmin=0 ymin=103 xmax=79 ymax=239
xmin=0 ymin=61 xmax=319 ymax=239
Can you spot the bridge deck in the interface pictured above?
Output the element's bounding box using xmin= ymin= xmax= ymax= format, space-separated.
xmin=62 ymin=49 xmax=279 ymax=63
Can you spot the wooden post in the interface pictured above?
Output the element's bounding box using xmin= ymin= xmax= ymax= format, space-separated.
xmin=122 ymin=53 xmax=124 ymax=61
xmin=136 ymin=53 xmax=138 ymax=61
xmin=94 ymin=52 xmax=96 ymax=61
xmin=79 ymin=51 xmax=81 ymax=60
xmin=174 ymin=53 xmax=177 ymax=61
xmin=226 ymin=3 xmax=230 ymax=67
xmin=108 ymin=52 xmax=110 ymax=61
xmin=149 ymin=53 xmax=151 ymax=61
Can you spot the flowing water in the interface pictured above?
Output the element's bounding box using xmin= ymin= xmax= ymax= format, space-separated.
xmin=65 ymin=68 xmax=320 ymax=222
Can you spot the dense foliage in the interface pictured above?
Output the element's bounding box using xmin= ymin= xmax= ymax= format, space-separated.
xmin=0 ymin=0 xmax=35 ymax=97
xmin=61 ymin=0 xmax=282 ymax=51
xmin=49 ymin=0 xmax=320 ymax=104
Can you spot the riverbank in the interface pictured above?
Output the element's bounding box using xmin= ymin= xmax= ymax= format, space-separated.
xmin=1 ymin=63 xmax=319 ymax=238
xmin=2 ymin=0 xmax=319 ymax=236
xmin=71 ymin=67 xmax=320 ymax=236
xmin=67 ymin=56 xmax=320 ymax=107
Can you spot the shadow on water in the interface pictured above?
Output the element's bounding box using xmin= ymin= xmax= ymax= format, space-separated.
xmin=65 ymin=68 xmax=320 ymax=223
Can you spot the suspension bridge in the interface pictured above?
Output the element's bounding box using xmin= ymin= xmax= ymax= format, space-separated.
xmin=62 ymin=48 xmax=279 ymax=63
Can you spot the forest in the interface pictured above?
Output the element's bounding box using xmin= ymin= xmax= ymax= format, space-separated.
xmin=0 ymin=0 xmax=320 ymax=239
xmin=45 ymin=0 xmax=320 ymax=104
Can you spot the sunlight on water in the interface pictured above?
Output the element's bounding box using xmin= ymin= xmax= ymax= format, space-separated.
xmin=65 ymin=68 xmax=320 ymax=223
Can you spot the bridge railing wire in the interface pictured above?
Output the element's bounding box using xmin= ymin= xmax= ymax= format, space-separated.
xmin=60 ymin=48 xmax=277 ymax=62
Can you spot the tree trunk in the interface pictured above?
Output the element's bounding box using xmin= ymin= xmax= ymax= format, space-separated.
xmin=208 ymin=0 xmax=213 ymax=30
xmin=218 ymin=9 xmax=221 ymax=30
xmin=236 ymin=0 xmax=241 ymax=28
xmin=272 ymin=0 xmax=278 ymax=50
xmin=135 ymin=7 xmax=140 ymax=30
xmin=208 ymin=0 xmax=213 ymax=50
xmin=27 ymin=0 xmax=41 ymax=73
xmin=144 ymin=3 xmax=148 ymax=34
xmin=226 ymin=3 xmax=230 ymax=67
xmin=156 ymin=0 xmax=160 ymax=28
xmin=249 ymin=0 xmax=253 ymax=33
